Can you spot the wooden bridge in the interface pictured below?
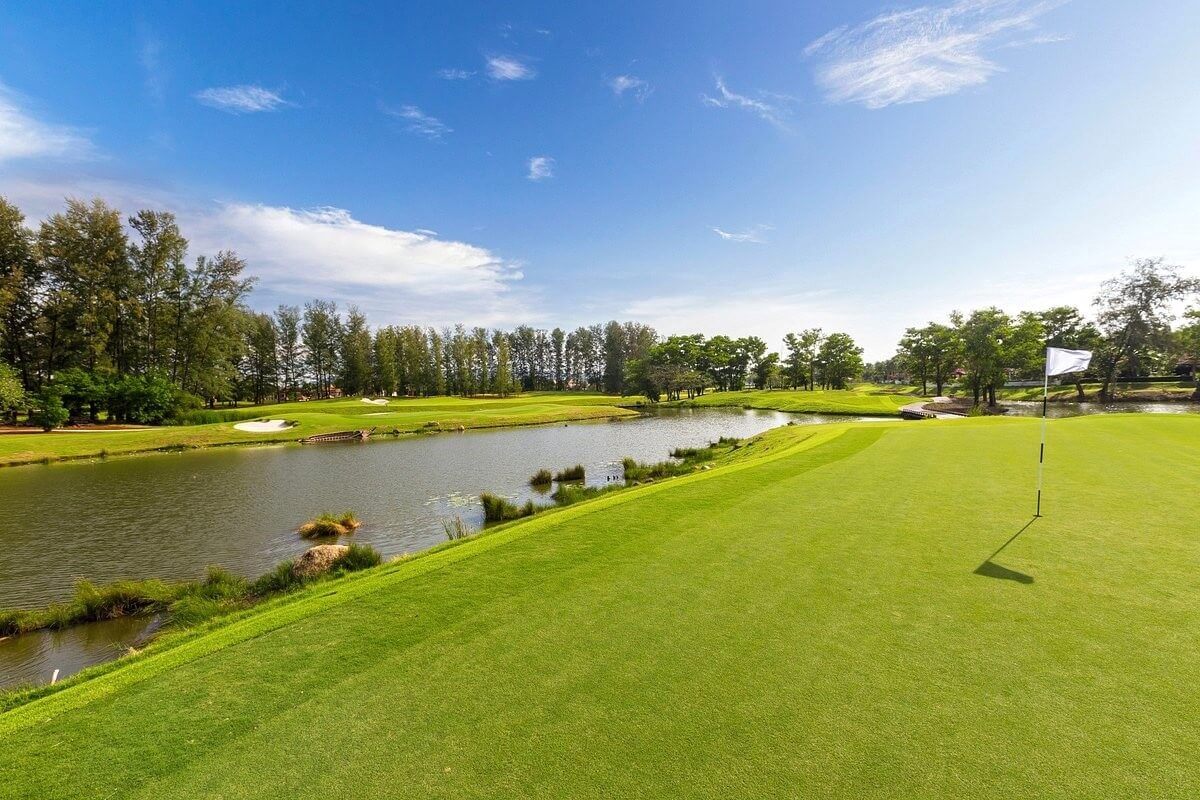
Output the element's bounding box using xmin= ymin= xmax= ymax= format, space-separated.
xmin=300 ymin=427 xmax=376 ymax=444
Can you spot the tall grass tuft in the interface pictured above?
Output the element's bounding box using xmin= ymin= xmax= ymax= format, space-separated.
xmin=553 ymin=464 xmax=586 ymax=482
xmin=480 ymin=492 xmax=537 ymax=523
xmin=529 ymin=468 xmax=553 ymax=487
xmin=329 ymin=543 xmax=383 ymax=575
xmin=442 ymin=516 xmax=471 ymax=541
xmin=551 ymin=483 xmax=620 ymax=507
xmin=298 ymin=511 xmax=362 ymax=538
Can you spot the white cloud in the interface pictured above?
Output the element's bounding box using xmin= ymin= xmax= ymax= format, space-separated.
xmin=438 ymin=68 xmax=476 ymax=80
xmin=194 ymin=85 xmax=290 ymax=113
xmin=381 ymin=104 xmax=451 ymax=140
xmin=701 ymin=76 xmax=790 ymax=128
xmin=0 ymin=83 xmax=93 ymax=163
xmin=198 ymin=204 xmax=520 ymax=296
xmin=805 ymin=0 xmax=1068 ymax=109
xmin=527 ymin=155 xmax=554 ymax=181
xmin=487 ymin=55 xmax=536 ymax=81
xmin=712 ymin=225 xmax=772 ymax=243
xmin=609 ymin=74 xmax=652 ymax=102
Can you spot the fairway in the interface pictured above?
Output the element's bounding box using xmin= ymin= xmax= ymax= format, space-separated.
xmin=669 ymin=386 xmax=917 ymax=415
xmin=0 ymin=393 xmax=638 ymax=467
xmin=2 ymin=414 xmax=1199 ymax=798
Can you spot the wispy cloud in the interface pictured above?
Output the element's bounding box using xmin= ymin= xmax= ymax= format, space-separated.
xmin=805 ymin=0 xmax=1068 ymax=109
xmin=194 ymin=85 xmax=290 ymax=113
xmin=202 ymin=204 xmax=520 ymax=295
xmin=608 ymin=74 xmax=652 ymax=102
xmin=0 ymin=83 xmax=93 ymax=163
xmin=712 ymin=224 xmax=772 ymax=243
xmin=487 ymin=55 xmax=536 ymax=81
xmin=527 ymin=155 xmax=554 ymax=181
xmin=438 ymin=68 xmax=476 ymax=81
xmin=701 ymin=76 xmax=791 ymax=128
xmin=138 ymin=29 xmax=167 ymax=104
xmin=381 ymin=103 xmax=451 ymax=140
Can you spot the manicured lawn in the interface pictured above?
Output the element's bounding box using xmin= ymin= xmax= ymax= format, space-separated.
xmin=668 ymin=384 xmax=918 ymax=415
xmin=2 ymin=414 xmax=1198 ymax=798
xmin=0 ymin=392 xmax=638 ymax=467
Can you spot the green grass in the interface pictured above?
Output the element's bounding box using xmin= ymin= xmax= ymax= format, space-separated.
xmin=994 ymin=380 xmax=1197 ymax=402
xmin=2 ymin=414 xmax=1199 ymax=797
xmin=0 ymin=392 xmax=639 ymax=467
xmin=668 ymin=384 xmax=918 ymax=415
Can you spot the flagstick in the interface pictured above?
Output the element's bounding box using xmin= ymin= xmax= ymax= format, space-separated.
xmin=1035 ymin=367 xmax=1048 ymax=517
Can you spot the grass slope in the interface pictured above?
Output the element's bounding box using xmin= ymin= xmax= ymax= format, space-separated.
xmin=668 ymin=385 xmax=917 ymax=415
xmin=2 ymin=415 xmax=1199 ymax=798
xmin=0 ymin=392 xmax=637 ymax=467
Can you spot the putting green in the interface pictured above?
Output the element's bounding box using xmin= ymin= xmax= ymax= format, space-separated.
xmin=2 ymin=414 xmax=1198 ymax=798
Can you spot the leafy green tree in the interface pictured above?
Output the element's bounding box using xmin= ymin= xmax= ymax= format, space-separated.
xmin=898 ymin=327 xmax=933 ymax=394
xmin=302 ymin=300 xmax=341 ymax=398
xmin=1175 ymin=309 xmax=1200 ymax=399
xmin=1037 ymin=306 xmax=1102 ymax=399
xmin=493 ymin=331 xmax=514 ymax=395
xmin=0 ymin=198 xmax=39 ymax=389
xmin=0 ymin=360 xmax=25 ymax=422
xmin=274 ymin=305 xmax=303 ymax=400
xmin=815 ymin=332 xmax=863 ymax=389
xmin=1093 ymin=258 xmax=1200 ymax=399
xmin=243 ymin=312 xmax=280 ymax=404
xmin=128 ymin=210 xmax=188 ymax=375
xmin=31 ymin=385 xmax=69 ymax=431
xmin=339 ymin=307 xmax=372 ymax=396
xmin=754 ymin=351 xmax=780 ymax=389
xmin=956 ymin=308 xmax=1012 ymax=407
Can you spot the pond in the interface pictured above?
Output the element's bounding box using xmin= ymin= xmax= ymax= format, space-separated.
xmin=2 ymin=407 xmax=844 ymax=688
xmin=1003 ymin=400 xmax=1200 ymax=417
xmin=0 ymin=408 xmax=824 ymax=610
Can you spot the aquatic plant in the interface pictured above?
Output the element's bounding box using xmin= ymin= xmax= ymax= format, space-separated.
xmin=554 ymin=464 xmax=586 ymax=482
xmin=529 ymin=468 xmax=553 ymax=487
xmin=298 ymin=511 xmax=362 ymax=538
xmin=442 ymin=516 xmax=471 ymax=541
xmin=480 ymin=492 xmax=536 ymax=523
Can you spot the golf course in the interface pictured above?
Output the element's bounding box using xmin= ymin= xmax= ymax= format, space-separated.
xmin=3 ymin=412 xmax=1197 ymax=798
xmin=0 ymin=387 xmax=923 ymax=468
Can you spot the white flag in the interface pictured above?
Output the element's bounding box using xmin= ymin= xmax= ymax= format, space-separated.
xmin=1046 ymin=347 xmax=1092 ymax=376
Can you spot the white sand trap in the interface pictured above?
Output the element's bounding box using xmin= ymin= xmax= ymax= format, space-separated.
xmin=233 ymin=419 xmax=292 ymax=432
xmin=361 ymin=398 xmax=389 ymax=405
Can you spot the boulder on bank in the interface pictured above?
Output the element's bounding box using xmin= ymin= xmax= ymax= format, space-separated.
xmin=292 ymin=544 xmax=349 ymax=579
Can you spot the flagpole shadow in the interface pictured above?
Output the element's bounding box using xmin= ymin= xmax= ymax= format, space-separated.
xmin=974 ymin=517 xmax=1037 ymax=584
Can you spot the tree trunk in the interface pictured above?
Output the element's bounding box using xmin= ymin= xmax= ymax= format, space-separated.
xmin=1075 ymin=379 xmax=1085 ymax=401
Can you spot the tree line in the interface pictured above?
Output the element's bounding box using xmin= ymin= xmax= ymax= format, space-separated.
xmin=1 ymin=195 xmax=867 ymax=425
xmin=877 ymin=258 xmax=1200 ymax=404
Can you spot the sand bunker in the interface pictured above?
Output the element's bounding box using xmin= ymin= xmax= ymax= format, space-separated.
xmin=361 ymin=398 xmax=389 ymax=405
xmin=233 ymin=419 xmax=292 ymax=432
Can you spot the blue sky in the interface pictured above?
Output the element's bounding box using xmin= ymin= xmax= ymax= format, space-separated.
xmin=1 ymin=0 xmax=1198 ymax=358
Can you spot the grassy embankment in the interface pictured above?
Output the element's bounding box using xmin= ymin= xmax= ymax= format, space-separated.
xmin=3 ymin=413 xmax=1198 ymax=797
xmin=666 ymin=385 xmax=918 ymax=415
xmin=995 ymin=380 xmax=1197 ymax=402
xmin=0 ymin=392 xmax=638 ymax=467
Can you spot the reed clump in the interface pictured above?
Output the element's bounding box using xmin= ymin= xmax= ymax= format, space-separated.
xmin=442 ymin=516 xmax=471 ymax=541
xmin=529 ymin=468 xmax=553 ymax=487
xmin=298 ymin=511 xmax=362 ymax=538
xmin=553 ymin=464 xmax=586 ymax=482
xmin=480 ymin=492 xmax=536 ymax=523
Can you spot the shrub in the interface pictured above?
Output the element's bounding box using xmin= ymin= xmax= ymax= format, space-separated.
xmin=551 ymin=483 xmax=620 ymax=507
xmin=554 ymin=464 xmax=586 ymax=482
xmin=30 ymin=386 xmax=69 ymax=431
xmin=170 ymin=407 xmax=261 ymax=425
xmin=249 ymin=560 xmax=302 ymax=597
xmin=529 ymin=468 xmax=553 ymax=487
xmin=298 ymin=511 xmax=361 ymax=538
xmin=329 ymin=543 xmax=383 ymax=575
xmin=106 ymin=373 xmax=185 ymax=424
xmin=480 ymin=492 xmax=536 ymax=523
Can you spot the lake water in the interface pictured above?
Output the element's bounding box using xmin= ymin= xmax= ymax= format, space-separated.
xmin=1 ymin=407 xmax=826 ymax=689
xmin=1003 ymin=400 xmax=1200 ymax=417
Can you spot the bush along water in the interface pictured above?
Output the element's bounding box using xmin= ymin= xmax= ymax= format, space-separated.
xmin=0 ymin=544 xmax=385 ymax=638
